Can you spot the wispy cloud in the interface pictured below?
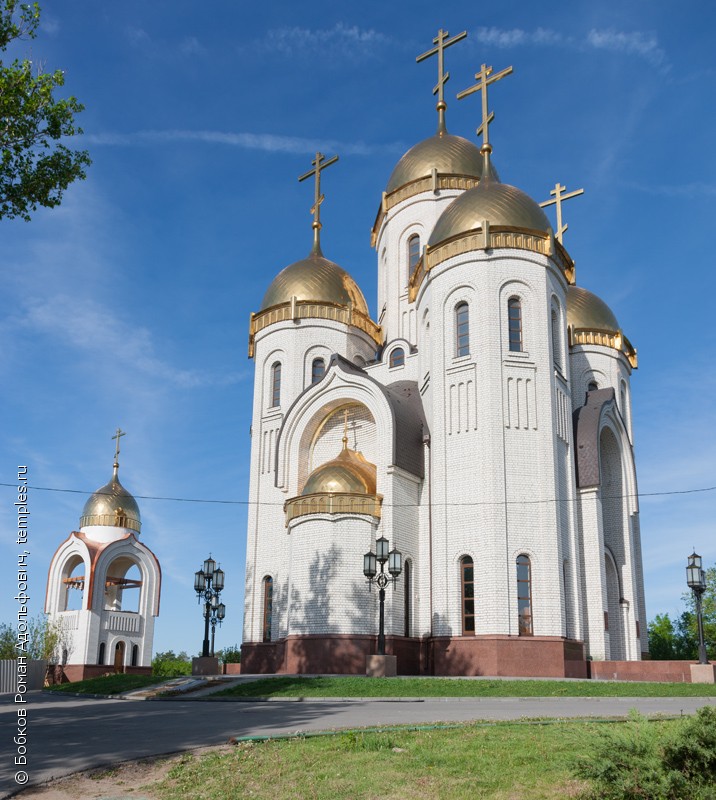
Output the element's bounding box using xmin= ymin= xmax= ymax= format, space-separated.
xmin=621 ymin=180 xmax=716 ymax=198
xmin=125 ymin=26 xmax=205 ymax=59
xmin=84 ymin=129 xmax=404 ymax=157
xmin=472 ymin=26 xmax=670 ymax=73
xmin=258 ymin=22 xmax=389 ymax=59
xmin=18 ymin=296 xmax=244 ymax=389
xmin=586 ymin=29 xmax=667 ymax=71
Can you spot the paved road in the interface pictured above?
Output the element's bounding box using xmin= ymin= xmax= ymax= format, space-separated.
xmin=2 ymin=692 xmax=715 ymax=798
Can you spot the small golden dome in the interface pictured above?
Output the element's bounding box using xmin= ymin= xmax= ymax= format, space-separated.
xmin=80 ymin=464 xmax=141 ymax=533
xmin=567 ymin=285 xmax=637 ymax=367
xmin=428 ymin=179 xmax=551 ymax=247
xmin=302 ymin=447 xmax=377 ymax=496
xmin=386 ymin=133 xmax=491 ymax=195
xmin=261 ymin=252 xmax=370 ymax=316
xmin=566 ymin=285 xmax=620 ymax=332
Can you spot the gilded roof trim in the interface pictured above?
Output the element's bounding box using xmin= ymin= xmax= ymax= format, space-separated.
xmin=407 ymin=226 xmax=574 ymax=302
xmin=285 ymin=492 xmax=383 ymax=525
xmin=249 ymin=302 xmax=383 ymax=358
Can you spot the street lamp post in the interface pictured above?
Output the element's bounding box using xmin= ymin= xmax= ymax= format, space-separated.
xmin=686 ymin=551 xmax=709 ymax=665
xmin=363 ymin=536 xmax=402 ymax=656
xmin=194 ymin=556 xmax=226 ymax=658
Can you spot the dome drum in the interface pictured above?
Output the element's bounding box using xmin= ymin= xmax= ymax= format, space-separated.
xmin=284 ymin=491 xmax=383 ymax=525
xmin=249 ymin=300 xmax=382 ymax=358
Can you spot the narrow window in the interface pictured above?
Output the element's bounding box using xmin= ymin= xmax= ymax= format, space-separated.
xmin=389 ymin=347 xmax=405 ymax=368
xmin=270 ymin=362 xmax=281 ymax=407
xmin=404 ymin=560 xmax=411 ymax=637
xmin=508 ymin=298 xmax=523 ymax=352
xmin=455 ymin=302 xmax=469 ymax=357
xmin=516 ymin=554 xmax=533 ymax=635
xmin=98 ymin=642 xmax=106 ymax=666
xmin=262 ymin=576 xmax=273 ymax=642
xmin=131 ymin=644 xmax=138 ymax=667
xmin=620 ymin=381 xmax=627 ymax=414
xmin=587 ymin=381 xmax=598 ymax=392
xmin=311 ymin=357 xmax=325 ymax=384
xmin=551 ymin=308 xmax=561 ymax=370
xmin=461 ymin=556 xmax=475 ymax=635
xmin=407 ymin=234 xmax=420 ymax=276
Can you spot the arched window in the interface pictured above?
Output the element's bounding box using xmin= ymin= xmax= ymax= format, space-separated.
xmin=508 ymin=297 xmax=523 ymax=352
xmin=551 ymin=307 xmax=561 ymax=370
xmin=516 ymin=554 xmax=533 ymax=636
xmin=270 ymin=362 xmax=281 ymax=407
xmin=460 ymin=556 xmax=475 ymax=635
xmin=404 ymin=560 xmax=411 ymax=637
xmin=262 ymin=576 xmax=273 ymax=642
xmin=620 ymin=381 xmax=627 ymax=415
xmin=587 ymin=380 xmax=598 ymax=392
xmin=407 ymin=234 xmax=421 ymax=276
xmin=311 ymin=357 xmax=325 ymax=384
xmin=389 ymin=347 xmax=405 ymax=368
xmin=131 ymin=644 xmax=139 ymax=667
xmin=455 ymin=302 xmax=469 ymax=357
xmin=98 ymin=642 xmax=106 ymax=666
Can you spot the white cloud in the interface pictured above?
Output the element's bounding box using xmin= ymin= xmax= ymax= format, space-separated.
xmin=18 ymin=295 xmax=243 ymax=389
xmin=586 ymin=29 xmax=668 ymax=71
xmin=84 ymin=129 xmax=403 ymax=157
xmin=126 ymin=26 xmax=151 ymax=47
xmin=472 ymin=25 xmax=670 ymax=73
xmin=260 ymin=22 xmax=389 ymax=59
xmin=180 ymin=36 xmax=205 ymax=56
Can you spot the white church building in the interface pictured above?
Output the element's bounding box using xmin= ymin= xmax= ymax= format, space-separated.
xmin=241 ymin=33 xmax=646 ymax=677
xmin=45 ymin=435 xmax=161 ymax=681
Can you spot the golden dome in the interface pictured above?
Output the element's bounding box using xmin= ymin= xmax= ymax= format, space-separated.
xmin=302 ymin=446 xmax=377 ymax=496
xmin=428 ymin=179 xmax=551 ymax=247
xmin=260 ymin=252 xmax=370 ymax=316
xmin=79 ymin=464 xmax=141 ymax=533
xmin=566 ymin=285 xmax=620 ymax=332
xmin=567 ymin=285 xmax=637 ymax=367
xmin=386 ymin=133 xmax=491 ymax=195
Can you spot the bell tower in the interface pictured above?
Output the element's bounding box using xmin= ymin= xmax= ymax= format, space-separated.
xmin=44 ymin=431 xmax=161 ymax=681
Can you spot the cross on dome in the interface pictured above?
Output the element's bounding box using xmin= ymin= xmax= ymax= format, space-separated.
xmin=298 ymin=152 xmax=339 ymax=257
xmin=539 ymin=182 xmax=584 ymax=244
xmin=457 ymin=62 xmax=513 ymax=150
xmin=111 ymin=427 xmax=125 ymax=476
xmin=416 ymin=28 xmax=467 ymax=135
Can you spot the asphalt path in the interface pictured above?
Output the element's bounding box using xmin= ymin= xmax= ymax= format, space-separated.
xmin=2 ymin=691 xmax=716 ymax=798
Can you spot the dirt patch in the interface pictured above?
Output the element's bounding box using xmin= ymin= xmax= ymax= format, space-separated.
xmin=13 ymin=746 xmax=233 ymax=800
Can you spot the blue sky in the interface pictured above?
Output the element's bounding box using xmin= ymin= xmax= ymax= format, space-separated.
xmin=1 ymin=0 xmax=715 ymax=657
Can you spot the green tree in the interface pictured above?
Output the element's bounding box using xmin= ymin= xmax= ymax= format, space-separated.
xmin=648 ymin=564 xmax=715 ymax=661
xmin=152 ymin=650 xmax=192 ymax=677
xmin=1 ymin=1 xmax=90 ymax=220
xmin=0 ymin=615 xmax=70 ymax=661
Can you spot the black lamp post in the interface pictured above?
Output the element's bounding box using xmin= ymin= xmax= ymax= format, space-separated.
xmin=686 ymin=551 xmax=709 ymax=665
xmin=194 ymin=555 xmax=226 ymax=658
xmin=363 ymin=535 xmax=402 ymax=656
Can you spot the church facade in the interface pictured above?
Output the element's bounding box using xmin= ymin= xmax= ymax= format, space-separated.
xmin=241 ymin=34 xmax=646 ymax=677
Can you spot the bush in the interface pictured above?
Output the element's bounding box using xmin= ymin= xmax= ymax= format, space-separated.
xmin=152 ymin=650 xmax=192 ymax=677
xmin=575 ymin=708 xmax=716 ymax=800
xmin=220 ymin=644 xmax=241 ymax=664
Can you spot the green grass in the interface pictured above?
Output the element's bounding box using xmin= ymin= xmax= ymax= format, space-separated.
xmin=211 ymin=675 xmax=716 ymax=699
xmin=46 ymin=673 xmax=168 ymax=695
xmin=154 ymin=718 xmax=681 ymax=800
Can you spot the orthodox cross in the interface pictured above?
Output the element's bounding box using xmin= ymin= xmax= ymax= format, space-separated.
xmin=342 ymin=408 xmax=350 ymax=448
xmin=539 ymin=183 xmax=584 ymax=244
xmin=298 ymin=152 xmax=339 ymax=255
xmin=416 ymin=28 xmax=467 ymax=133
xmin=112 ymin=428 xmax=125 ymax=462
xmin=457 ymin=62 xmax=513 ymax=148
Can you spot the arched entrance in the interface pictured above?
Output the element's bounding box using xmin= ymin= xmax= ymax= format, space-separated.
xmin=114 ymin=640 xmax=126 ymax=672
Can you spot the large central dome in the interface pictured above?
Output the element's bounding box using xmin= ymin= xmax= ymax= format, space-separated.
xmin=386 ymin=132 xmax=490 ymax=195
xmin=260 ymin=252 xmax=370 ymax=316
